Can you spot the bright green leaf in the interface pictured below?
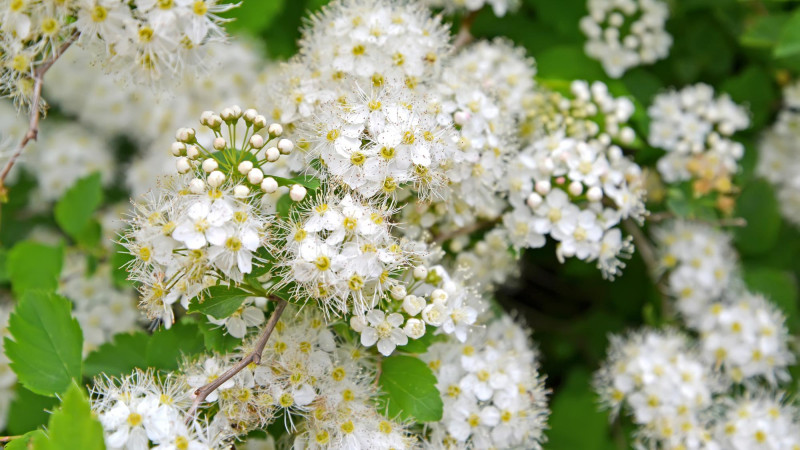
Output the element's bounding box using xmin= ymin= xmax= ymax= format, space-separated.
xmin=187 ymin=285 xmax=251 ymax=319
xmin=38 ymin=383 xmax=105 ymax=450
xmin=396 ymin=330 xmax=444 ymax=354
xmin=84 ymin=332 xmax=150 ymax=378
xmin=7 ymin=241 xmax=63 ymax=294
xmin=54 ymin=172 xmax=103 ymax=243
xmin=6 ymin=386 xmax=58 ymax=435
xmin=774 ymin=9 xmax=800 ymax=58
xmin=271 ymin=175 xmax=322 ymax=190
xmin=734 ymin=179 xmax=781 ymax=256
xmin=5 ymin=291 xmax=83 ymax=396
xmin=5 ymin=430 xmax=46 ymax=450
xmin=378 ymin=355 xmax=443 ymax=422
xmin=222 ymin=0 xmax=285 ymax=35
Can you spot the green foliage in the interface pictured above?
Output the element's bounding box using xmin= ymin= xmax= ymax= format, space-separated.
xmin=734 ymin=179 xmax=782 ymax=256
xmin=5 ymin=430 xmax=46 ymax=450
xmin=744 ymin=267 xmax=800 ymax=332
xmin=187 ymin=285 xmax=251 ymax=319
xmin=6 ymin=386 xmax=58 ymax=435
xmin=396 ymin=330 xmax=444 ymax=354
xmin=547 ymin=370 xmax=617 ymax=450
xmin=378 ymin=355 xmax=443 ymax=422
xmin=84 ymin=332 xmax=150 ymax=378
xmin=145 ymin=321 xmax=206 ymax=371
xmin=7 ymin=241 xmax=63 ymax=294
xmin=221 ymin=0 xmax=285 ymax=35
xmin=4 ymin=291 xmax=83 ymax=397
xmin=54 ymin=172 xmax=104 ymax=246
xmin=35 ymin=383 xmax=106 ymax=450
xmin=775 ymin=9 xmax=800 ymax=58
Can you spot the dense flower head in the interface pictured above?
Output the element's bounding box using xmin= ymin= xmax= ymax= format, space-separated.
xmin=422 ymin=314 xmax=549 ymax=449
xmin=649 ymin=83 xmax=750 ymax=196
xmin=594 ymin=328 xmax=721 ymax=449
xmin=691 ymin=291 xmax=795 ymax=386
xmin=711 ymin=392 xmax=800 ymax=450
xmin=421 ymin=0 xmax=520 ymax=17
xmin=652 ymin=220 xmax=739 ymax=321
xmin=580 ymin=0 xmax=672 ymax=78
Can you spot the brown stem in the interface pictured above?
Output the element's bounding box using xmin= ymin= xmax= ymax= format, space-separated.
xmin=453 ymin=10 xmax=479 ymax=51
xmin=0 ymin=436 xmax=22 ymax=443
xmin=186 ymin=298 xmax=288 ymax=421
xmin=0 ymin=31 xmax=79 ymax=192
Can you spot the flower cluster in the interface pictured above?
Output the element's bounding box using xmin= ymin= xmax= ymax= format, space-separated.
xmin=649 ymin=83 xmax=750 ymax=198
xmin=422 ymin=315 xmax=549 ymax=449
xmin=580 ymin=0 xmax=672 ymax=78
xmin=758 ymin=81 xmax=800 ymax=227
xmin=0 ymin=0 xmax=237 ymax=108
xmin=422 ymin=0 xmax=520 ymax=17
xmin=652 ymin=219 xmax=739 ymax=319
xmin=594 ymin=329 xmax=721 ymax=449
xmin=91 ymin=369 xmax=224 ymax=449
xmin=712 ymin=393 xmax=800 ymax=449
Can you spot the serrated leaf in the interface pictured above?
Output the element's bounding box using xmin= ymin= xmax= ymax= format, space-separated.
xmin=7 ymin=241 xmax=63 ymax=294
xmin=5 ymin=291 xmax=83 ymax=396
xmin=378 ymin=355 xmax=443 ymax=422
xmin=6 ymin=386 xmax=58 ymax=435
xmin=188 ymin=285 xmax=250 ymax=319
xmin=5 ymin=430 xmax=46 ymax=450
xmin=145 ymin=321 xmax=205 ymax=371
xmin=774 ymin=9 xmax=800 ymax=58
xmin=734 ymin=179 xmax=781 ymax=256
xmin=38 ymin=383 xmax=105 ymax=450
xmin=54 ymin=172 xmax=103 ymax=243
xmin=84 ymin=332 xmax=150 ymax=378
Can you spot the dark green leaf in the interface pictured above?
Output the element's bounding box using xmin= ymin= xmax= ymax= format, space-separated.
xmin=744 ymin=267 xmax=800 ymax=332
xmin=547 ymin=370 xmax=615 ymax=450
xmin=187 ymin=285 xmax=250 ymax=319
xmin=6 ymin=386 xmax=58 ymax=435
xmin=734 ymin=179 xmax=781 ymax=256
xmin=110 ymin=242 xmax=134 ymax=289
xmin=774 ymin=9 xmax=800 ymax=58
xmin=378 ymin=355 xmax=443 ymax=422
xmin=397 ymin=330 xmax=445 ymax=354
xmin=741 ymin=13 xmax=790 ymax=48
xmin=5 ymin=291 xmax=83 ymax=396
xmin=222 ymin=0 xmax=285 ymax=35
xmin=145 ymin=321 xmax=205 ymax=371
xmin=38 ymin=383 xmax=105 ymax=450
xmin=197 ymin=320 xmax=241 ymax=353
xmin=7 ymin=241 xmax=63 ymax=294
xmin=54 ymin=172 xmax=103 ymax=243
xmin=84 ymin=332 xmax=150 ymax=378
xmin=271 ymin=175 xmax=322 ymax=190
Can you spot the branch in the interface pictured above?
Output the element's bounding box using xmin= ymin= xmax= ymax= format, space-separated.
xmin=0 ymin=31 xmax=79 ymax=197
xmin=453 ymin=10 xmax=479 ymax=51
xmin=186 ymin=298 xmax=288 ymax=421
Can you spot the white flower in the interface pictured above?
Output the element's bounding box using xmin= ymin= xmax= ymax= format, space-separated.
xmin=207 ymin=298 xmax=265 ymax=339
xmin=172 ymin=199 xmax=232 ymax=250
xmin=186 ymin=358 xmax=235 ymax=403
xmin=359 ymin=309 xmax=408 ymax=356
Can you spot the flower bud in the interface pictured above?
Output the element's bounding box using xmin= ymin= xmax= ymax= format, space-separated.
xmin=186 ymin=145 xmax=200 ymax=159
xmin=454 ymin=110 xmax=471 ymax=125
xmin=220 ymin=107 xmax=235 ymax=122
xmin=413 ymin=265 xmax=428 ymax=280
xmin=243 ymin=108 xmax=257 ymax=123
xmin=201 ymin=158 xmax=218 ymax=173
xmin=247 ymin=168 xmax=264 ymax=185
xmin=289 ymin=184 xmax=307 ymax=202
xmin=268 ymin=123 xmax=283 ymax=137
xmin=568 ymin=180 xmax=583 ymax=196
xmin=535 ymin=180 xmax=551 ymax=195
xmin=176 ymin=127 xmax=195 ymax=142
xmin=175 ymin=157 xmax=191 ymax=174
xmin=233 ymin=185 xmax=250 ymax=198
xmin=249 ymin=134 xmax=265 ymax=149
xmin=200 ymin=110 xmax=214 ymax=126
xmin=390 ymin=285 xmax=407 ymax=301
xmin=587 ymin=186 xmax=603 ymax=202
xmin=189 ymin=178 xmax=205 ymax=194
xmin=237 ymin=160 xmax=254 ymax=175
xmin=208 ymin=170 xmax=225 ymax=188
xmin=278 ymin=139 xmax=294 ymax=155
xmin=403 ymin=318 xmax=426 ymax=339
xmin=230 ymin=105 xmax=242 ymax=119
xmin=266 ymin=147 xmax=280 ymax=162
xmin=261 ymin=177 xmax=278 ymax=193
xmin=431 ymin=288 xmax=448 ymax=304
xmin=253 ymin=115 xmax=267 ymax=130
xmin=213 ymin=137 xmax=226 ymax=150
xmin=171 ymin=142 xmax=186 ymax=156
xmin=402 ymin=295 xmax=426 ymax=316
xmin=206 ymin=115 xmax=222 ymax=130
xmin=526 ymin=192 xmax=543 ymax=209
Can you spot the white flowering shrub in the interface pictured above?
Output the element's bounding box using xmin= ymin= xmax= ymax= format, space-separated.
xmin=1 ymin=0 xmax=800 ymax=449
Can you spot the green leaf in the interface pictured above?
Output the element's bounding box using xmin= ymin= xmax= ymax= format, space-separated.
xmin=187 ymin=285 xmax=250 ymax=319
xmin=5 ymin=430 xmax=47 ymax=450
xmin=110 ymin=242 xmax=134 ymax=289
xmin=222 ymin=0 xmax=285 ymax=35
xmin=276 ymin=193 xmax=292 ymax=218
xmin=84 ymin=332 xmax=150 ymax=378
xmin=197 ymin=320 xmax=241 ymax=353
xmin=38 ymin=383 xmax=105 ymax=450
xmin=6 ymin=386 xmax=59 ymax=435
xmin=378 ymin=355 xmax=443 ymax=422
xmin=774 ymin=9 xmax=800 ymax=58
xmin=396 ymin=329 xmax=444 ymax=354
xmin=271 ymin=174 xmax=322 ymax=190
xmin=146 ymin=321 xmax=205 ymax=371
xmin=0 ymin=247 xmax=8 ymax=283
xmin=721 ymin=66 xmax=776 ymax=129
xmin=7 ymin=241 xmax=63 ymax=294
xmin=54 ymin=172 xmax=104 ymax=243
xmin=744 ymin=267 xmax=800 ymax=332
xmin=741 ymin=13 xmax=790 ymax=48
xmin=5 ymin=291 xmax=83 ymax=396
xmin=547 ymin=370 xmax=616 ymax=450
xmin=535 ymin=45 xmax=606 ymax=81
xmin=734 ymin=179 xmax=781 ymax=256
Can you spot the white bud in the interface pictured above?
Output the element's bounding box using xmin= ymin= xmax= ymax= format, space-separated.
xmin=454 ymin=110 xmax=471 ymax=125
xmin=189 ymin=178 xmax=205 ymax=194
xmin=247 ymin=168 xmax=264 ymax=185
xmin=243 ymin=108 xmax=257 ymax=123
xmin=200 ymin=110 xmax=214 ymax=125
xmin=535 ymin=180 xmax=551 ymax=195
xmin=402 ymin=295 xmax=426 ymax=316
xmin=208 ymin=170 xmax=225 ymax=187
xmin=266 ymin=147 xmax=280 ymax=162
xmin=390 ymin=285 xmax=407 ymax=301
xmin=403 ymin=318 xmax=426 ymax=339
xmin=206 ymin=115 xmax=222 ymax=130
xmin=237 ymin=160 xmax=254 ymax=175
xmin=268 ymin=123 xmax=283 ymax=136
xmin=233 ymin=185 xmax=250 ymax=198
xmin=278 ymin=139 xmax=294 ymax=154
xmin=350 ymin=315 xmax=367 ymax=332
xmin=249 ymin=134 xmax=265 ymax=149
xmin=213 ymin=137 xmax=227 ymax=150
xmin=620 ymin=127 xmax=635 ymax=144
xmin=171 ymin=142 xmax=186 ymax=156
xmin=253 ymin=115 xmax=267 ymax=130
xmin=430 ymin=288 xmax=448 ymax=304
xmin=261 ymin=177 xmax=278 ymax=193
xmin=527 ymin=192 xmax=543 ymax=209
xmin=568 ymin=180 xmax=583 ymax=196
xmin=220 ymin=107 xmax=234 ymax=122
xmin=175 ymin=157 xmax=191 ymax=174
xmin=176 ymin=127 xmax=194 ymax=142
xmin=421 ymin=303 xmax=446 ymax=327
xmin=230 ymin=105 xmax=242 ymax=119
xmin=201 ymin=158 xmax=218 ymax=173
xmin=187 ymin=145 xmax=200 ymax=159
xmin=413 ymin=265 xmax=428 ymax=280
xmin=289 ymin=184 xmax=307 ymax=202
xmin=587 ymin=186 xmax=603 ymax=202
